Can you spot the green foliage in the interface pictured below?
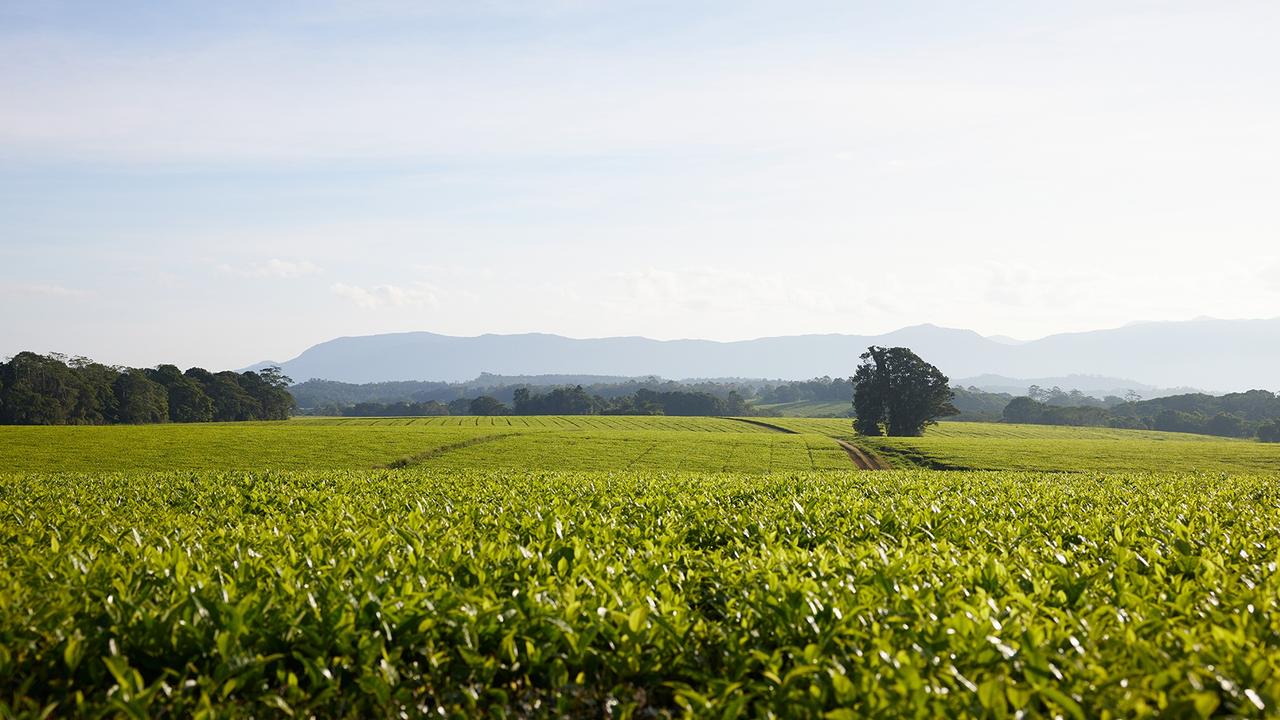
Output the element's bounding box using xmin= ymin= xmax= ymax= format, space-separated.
xmin=853 ymin=347 xmax=957 ymax=437
xmin=0 ymin=353 xmax=295 ymax=425
xmin=2 ymin=470 xmax=1278 ymax=717
xmin=468 ymin=396 xmax=508 ymax=416
xmin=146 ymin=364 xmax=214 ymax=422
xmin=1259 ymin=419 xmax=1280 ymax=443
xmin=0 ymin=352 xmax=92 ymax=425
xmin=112 ymin=370 xmax=170 ymax=424
xmin=1011 ymin=389 xmax=1280 ymax=439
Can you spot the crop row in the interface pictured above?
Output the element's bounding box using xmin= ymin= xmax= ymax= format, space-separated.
xmin=305 ymin=416 xmax=772 ymax=433
xmin=2 ymin=469 xmax=1277 ymax=717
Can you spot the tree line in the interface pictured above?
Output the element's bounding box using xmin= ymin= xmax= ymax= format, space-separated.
xmin=338 ymin=386 xmax=755 ymax=417
xmin=293 ymin=375 xmax=768 ymax=414
xmin=1003 ymin=390 xmax=1280 ymax=442
xmin=0 ymin=352 xmax=294 ymax=425
xmin=756 ymin=376 xmax=852 ymax=404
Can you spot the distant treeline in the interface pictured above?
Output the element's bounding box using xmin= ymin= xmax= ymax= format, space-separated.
xmin=1005 ymin=389 xmax=1280 ymax=441
xmin=293 ymin=375 xmax=766 ymax=413
xmin=0 ymin=352 xmax=294 ymax=425
xmin=287 ymin=372 xmax=1280 ymax=441
xmin=339 ymin=386 xmax=754 ymax=417
xmin=757 ymin=376 xmax=851 ymax=404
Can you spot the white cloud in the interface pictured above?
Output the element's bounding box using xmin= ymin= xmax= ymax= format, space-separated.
xmin=218 ymin=259 xmax=323 ymax=279
xmin=330 ymin=282 xmax=439 ymax=309
xmin=0 ymin=283 xmax=90 ymax=298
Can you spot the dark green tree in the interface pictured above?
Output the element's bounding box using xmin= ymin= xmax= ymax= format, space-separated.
xmin=188 ymin=369 xmax=261 ymax=421
xmin=146 ymin=364 xmax=214 ymax=422
xmin=1258 ymin=419 xmax=1280 ymax=443
xmin=0 ymin=352 xmax=92 ymax=425
xmin=1002 ymin=396 xmax=1043 ymax=424
xmin=112 ymin=370 xmax=169 ymax=424
xmin=1206 ymin=412 xmax=1247 ymax=438
xmin=236 ymin=368 xmax=294 ymax=420
xmin=68 ymin=357 xmax=120 ymax=424
xmin=469 ymin=396 xmax=508 ymax=416
xmin=852 ymin=346 xmax=957 ymax=437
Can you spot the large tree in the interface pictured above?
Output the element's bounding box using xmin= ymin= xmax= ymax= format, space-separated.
xmin=112 ymin=370 xmax=169 ymax=424
xmin=0 ymin=352 xmax=92 ymax=425
xmin=146 ymin=364 xmax=214 ymax=422
xmin=852 ymin=346 xmax=957 ymax=437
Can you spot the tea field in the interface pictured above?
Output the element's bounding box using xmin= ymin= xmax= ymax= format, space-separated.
xmin=2 ymin=469 xmax=1278 ymax=717
xmin=0 ymin=417 xmax=855 ymax=474
xmin=6 ymin=417 xmax=1280 ymax=475
xmin=3 ymin=418 xmax=1280 ymax=717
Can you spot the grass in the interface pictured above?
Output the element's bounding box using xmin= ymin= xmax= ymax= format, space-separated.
xmin=3 ymin=468 xmax=1277 ymax=717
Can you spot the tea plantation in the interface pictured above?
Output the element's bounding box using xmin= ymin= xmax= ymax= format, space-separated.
xmin=2 ymin=419 xmax=1279 ymax=716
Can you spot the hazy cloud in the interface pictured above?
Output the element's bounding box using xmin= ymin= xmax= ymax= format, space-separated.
xmin=330 ymin=282 xmax=439 ymax=309
xmin=0 ymin=283 xmax=90 ymax=298
xmin=218 ymin=259 xmax=323 ymax=279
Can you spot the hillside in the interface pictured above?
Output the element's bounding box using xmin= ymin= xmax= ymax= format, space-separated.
xmin=253 ymin=317 xmax=1280 ymax=390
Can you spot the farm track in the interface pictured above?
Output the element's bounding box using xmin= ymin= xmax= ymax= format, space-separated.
xmin=833 ymin=438 xmax=891 ymax=470
xmin=727 ymin=417 xmax=888 ymax=470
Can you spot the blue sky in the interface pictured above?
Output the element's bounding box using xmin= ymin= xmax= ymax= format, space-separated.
xmin=2 ymin=1 xmax=1278 ymax=369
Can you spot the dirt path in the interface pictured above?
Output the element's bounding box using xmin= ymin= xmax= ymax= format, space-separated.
xmin=833 ymin=438 xmax=891 ymax=470
xmin=726 ymin=417 xmax=889 ymax=470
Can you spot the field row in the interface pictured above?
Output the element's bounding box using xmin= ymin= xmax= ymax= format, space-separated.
xmin=5 ymin=418 xmax=1280 ymax=475
xmin=297 ymin=415 xmax=771 ymax=433
xmin=0 ymin=422 xmax=856 ymax=474
xmin=420 ymin=431 xmax=854 ymax=473
xmin=2 ymin=469 xmax=1276 ymax=717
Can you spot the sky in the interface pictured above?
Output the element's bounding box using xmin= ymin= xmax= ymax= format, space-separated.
xmin=2 ymin=0 xmax=1278 ymax=370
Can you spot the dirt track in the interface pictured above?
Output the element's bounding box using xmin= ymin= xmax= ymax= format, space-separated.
xmin=833 ymin=438 xmax=891 ymax=470
xmin=728 ymin=418 xmax=889 ymax=470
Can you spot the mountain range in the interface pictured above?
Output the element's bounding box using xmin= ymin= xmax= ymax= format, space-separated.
xmin=251 ymin=317 xmax=1280 ymax=392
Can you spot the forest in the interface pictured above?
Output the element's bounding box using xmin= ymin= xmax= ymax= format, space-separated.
xmin=1004 ymin=389 xmax=1280 ymax=441
xmin=0 ymin=352 xmax=294 ymax=425
xmin=338 ymin=386 xmax=754 ymax=417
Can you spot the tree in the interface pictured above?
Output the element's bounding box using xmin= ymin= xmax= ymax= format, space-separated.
xmin=1153 ymin=409 xmax=1204 ymax=434
xmin=469 ymin=396 xmax=508 ymax=416
xmin=852 ymin=346 xmax=957 ymax=437
xmin=113 ymin=370 xmax=169 ymax=424
xmin=237 ymin=368 xmax=294 ymax=420
xmin=1206 ymin=412 xmax=1246 ymax=438
xmin=1259 ymin=419 xmax=1280 ymax=443
xmin=1003 ymin=396 xmax=1043 ymax=424
xmin=146 ymin=364 xmax=214 ymax=422
xmin=0 ymin=352 xmax=92 ymax=425
xmin=68 ymin=357 xmax=120 ymax=424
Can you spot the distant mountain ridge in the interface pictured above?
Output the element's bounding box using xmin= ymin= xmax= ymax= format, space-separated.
xmin=250 ymin=317 xmax=1280 ymax=391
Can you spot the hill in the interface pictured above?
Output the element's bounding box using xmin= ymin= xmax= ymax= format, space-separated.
xmin=252 ymin=317 xmax=1280 ymax=391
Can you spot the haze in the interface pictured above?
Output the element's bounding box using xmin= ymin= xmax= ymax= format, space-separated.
xmin=2 ymin=1 xmax=1278 ymax=370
